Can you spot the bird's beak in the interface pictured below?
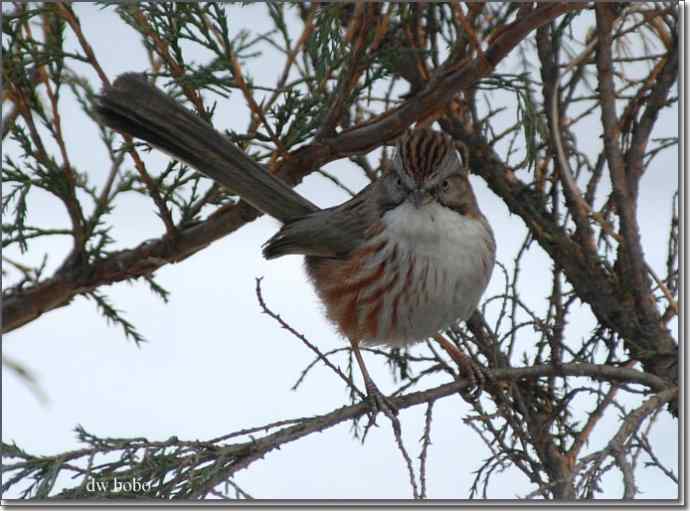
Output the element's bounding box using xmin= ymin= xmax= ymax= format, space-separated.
xmin=411 ymin=189 xmax=431 ymax=209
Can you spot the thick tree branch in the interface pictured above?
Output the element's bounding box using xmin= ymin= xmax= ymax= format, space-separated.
xmin=594 ymin=5 xmax=676 ymax=388
xmin=625 ymin=36 xmax=678 ymax=199
xmin=2 ymin=200 xmax=261 ymax=333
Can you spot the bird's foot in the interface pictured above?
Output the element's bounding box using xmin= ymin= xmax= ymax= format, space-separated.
xmin=455 ymin=352 xmax=487 ymax=401
xmin=433 ymin=334 xmax=486 ymax=400
xmin=362 ymin=380 xmax=400 ymax=436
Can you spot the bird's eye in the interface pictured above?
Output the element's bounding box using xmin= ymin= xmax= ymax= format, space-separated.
xmin=396 ymin=177 xmax=404 ymax=188
xmin=441 ymin=179 xmax=450 ymax=191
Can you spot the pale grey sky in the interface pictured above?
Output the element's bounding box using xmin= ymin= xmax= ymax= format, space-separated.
xmin=2 ymin=3 xmax=679 ymax=500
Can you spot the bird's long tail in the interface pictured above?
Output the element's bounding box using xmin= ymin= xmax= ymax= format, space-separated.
xmin=96 ymin=73 xmax=318 ymax=223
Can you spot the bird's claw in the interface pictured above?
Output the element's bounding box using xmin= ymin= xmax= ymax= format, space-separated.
xmin=362 ymin=381 xmax=400 ymax=436
xmin=457 ymin=355 xmax=488 ymax=401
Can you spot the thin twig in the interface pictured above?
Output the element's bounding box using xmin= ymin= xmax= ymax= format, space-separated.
xmin=254 ymin=277 xmax=364 ymax=399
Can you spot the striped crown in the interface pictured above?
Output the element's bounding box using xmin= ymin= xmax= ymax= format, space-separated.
xmin=396 ymin=129 xmax=453 ymax=186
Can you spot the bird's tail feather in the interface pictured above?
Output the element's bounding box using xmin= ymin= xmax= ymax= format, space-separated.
xmin=96 ymin=73 xmax=317 ymax=224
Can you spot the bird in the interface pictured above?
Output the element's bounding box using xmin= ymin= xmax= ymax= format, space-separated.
xmin=96 ymin=73 xmax=496 ymax=423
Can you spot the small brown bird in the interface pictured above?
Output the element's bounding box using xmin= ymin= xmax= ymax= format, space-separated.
xmin=97 ymin=73 xmax=495 ymax=421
